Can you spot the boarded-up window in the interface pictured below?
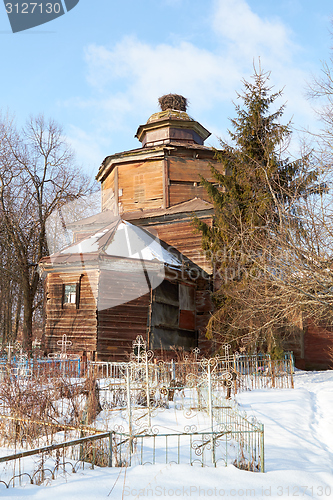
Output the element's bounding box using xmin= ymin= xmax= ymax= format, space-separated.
xmin=134 ymin=174 xmax=145 ymax=202
xmin=134 ymin=185 xmax=145 ymax=202
xmin=151 ymin=280 xmax=197 ymax=350
xmin=152 ymin=281 xmax=179 ymax=328
xmin=179 ymin=284 xmax=195 ymax=311
xmin=179 ymin=284 xmax=195 ymax=330
xmin=153 ymin=281 xmax=195 ymax=331
xmin=152 ymin=303 xmax=179 ymax=328
xmin=154 ymin=280 xmax=179 ymax=306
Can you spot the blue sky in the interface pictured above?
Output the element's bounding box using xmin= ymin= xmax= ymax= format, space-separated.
xmin=1 ymin=0 xmax=333 ymax=179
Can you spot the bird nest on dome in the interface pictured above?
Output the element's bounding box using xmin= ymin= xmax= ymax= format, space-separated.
xmin=158 ymin=94 xmax=188 ymax=112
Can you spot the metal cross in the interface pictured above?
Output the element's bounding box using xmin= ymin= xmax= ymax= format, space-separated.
xmin=57 ymin=334 xmax=72 ymax=359
xmin=132 ymin=335 xmax=146 ymax=363
xmin=192 ymin=347 xmax=200 ymax=361
xmin=5 ymin=342 xmax=14 ymax=362
xmin=223 ymin=343 xmax=231 ymax=359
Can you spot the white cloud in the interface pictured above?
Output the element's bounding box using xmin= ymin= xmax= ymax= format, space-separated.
xmin=81 ymin=0 xmax=310 ymax=117
xmin=65 ymin=0 xmax=320 ymax=166
xmin=212 ymin=0 xmax=296 ymax=62
xmin=84 ymin=37 xmax=242 ymax=113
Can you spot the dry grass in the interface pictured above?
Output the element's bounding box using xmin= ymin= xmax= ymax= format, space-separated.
xmin=0 ymin=372 xmax=102 ymax=448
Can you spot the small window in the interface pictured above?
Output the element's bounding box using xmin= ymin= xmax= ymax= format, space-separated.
xmin=61 ymin=277 xmax=82 ymax=309
xmin=64 ymin=284 xmax=77 ymax=304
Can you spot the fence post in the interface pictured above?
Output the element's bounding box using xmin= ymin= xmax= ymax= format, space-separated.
xmin=260 ymin=424 xmax=265 ymax=473
xmin=289 ymin=360 xmax=294 ymax=389
xmin=145 ymin=356 xmax=151 ymax=428
xmin=172 ymin=359 xmax=176 ymax=380
xmin=208 ymin=362 xmax=215 ymax=465
xmin=92 ymin=441 xmax=95 ymax=469
xmin=108 ymin=432 xmax=113 ymax=467
xmin=126 ymin=366 xmax=132 ymax=437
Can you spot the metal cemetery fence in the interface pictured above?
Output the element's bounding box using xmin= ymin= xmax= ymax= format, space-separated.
xmin=0 ymin=431 xmax=112 ymax=488
xmin=0 ymin=338 xmax=296 ymax=487
xmin=0 ymin=415 xmax=264 ymax=488
xmin=112 ymin=408 xmax=264 ymax=471
xmin=234 ymin=355 xmax=294 ymax=390
xmin=0 ymin=356 xmax=81 ymax=379
xmin=0 ymin=336 xmax=81 ymax=379
xmin=88 ymin=355 xmax=294 ymax=394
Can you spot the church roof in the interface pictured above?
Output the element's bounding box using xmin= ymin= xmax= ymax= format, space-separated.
xmin=123 ymin=198 xmax=214 ymax=221
xmin=40 ymin=217 xmax=185 ymax=269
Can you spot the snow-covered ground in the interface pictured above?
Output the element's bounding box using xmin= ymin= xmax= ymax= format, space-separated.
xmin=1 ymin=370 xmax=333 ymax=499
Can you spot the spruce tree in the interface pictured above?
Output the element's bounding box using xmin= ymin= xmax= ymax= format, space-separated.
xmin=194 ymin=67 xmax=321 ymax=353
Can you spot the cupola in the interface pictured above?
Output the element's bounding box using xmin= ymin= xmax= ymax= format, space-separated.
xmin=135 ymin=94 xmax=211 ymax=148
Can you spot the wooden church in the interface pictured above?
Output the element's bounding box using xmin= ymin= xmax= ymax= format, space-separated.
xmin=39 ymin=94 xmax=224 ymax=361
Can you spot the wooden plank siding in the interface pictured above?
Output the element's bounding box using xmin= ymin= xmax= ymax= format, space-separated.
xmin=116 ymin=160 xmax=164 ymax=213
xmin=44 ymin=271 xmax=99 ymax=355
xmin=101 ymin=169 xmax=116 ymax=212
xmin=168 ymin=156 xmax=221 ymax=183
xmin=168 ymin=156 xmax=224 ymax=206
xmin=100 ymin=153 xmax=224 ymax=213
xmin=169 ymin=184 xmax=211 ymax=205
xmin=96 ymin=270 xmax=150 ymax=361
xmin=146 ymin=219 xmax=213 ymax=274
xmin=96 ymin=295 xmax=150 ymax=361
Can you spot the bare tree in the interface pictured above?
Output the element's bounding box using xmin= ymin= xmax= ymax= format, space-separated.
xmin=0 ymin=218 xmax=22 ymax=344
xmin=0 ymin=114 xmax=96 ymax=351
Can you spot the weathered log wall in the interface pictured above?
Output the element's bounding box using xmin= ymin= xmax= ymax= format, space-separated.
xmin=101 ymin=160 xmax=164 ymax=213
xmin=101 ymin=168 xmax=116 ymax=212
xmin=168 ymin=156 xmax=219 ymax=206
xmin=118 ymin=160 xmax=164 ymax=212
xmin=100 ymin=146 xmax=224 ymax=214
xmin=96 ymin=270 xmax=150 ymax=361
xmin=147 ymin=218 xmax=213 ymax=274
xmin=44 ymin=271 xmax=99 ymax=356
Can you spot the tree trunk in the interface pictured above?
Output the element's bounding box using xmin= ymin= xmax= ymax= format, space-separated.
xmin=22 ymin=290 xmax=33 ymax=353
xmin=14 ymin=292 xmax=22 ymax=341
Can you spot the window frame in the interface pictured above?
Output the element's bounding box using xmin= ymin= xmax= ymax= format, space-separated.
xmin=62 ymin=279 xmax=81 ymax=309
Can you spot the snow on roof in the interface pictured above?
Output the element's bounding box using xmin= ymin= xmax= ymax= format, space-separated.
xmin=60 ymin=219 xmax=182 ymax=267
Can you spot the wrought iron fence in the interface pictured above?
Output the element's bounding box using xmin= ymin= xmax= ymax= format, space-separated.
xmin=0 ymin=357 xmax=81 ymax=379
xmin=0 ymin=338 xmax=288 ymax=487
xmin=0 ymin=345 xmax=266 ymax=488
xmin=86 ymin=361 xmax=125 ymax=379
xmin=0 ymin=431 xmax=112 ymax=488
xmin=0 ymin=417 xmax=264 ymax=488
xmin=112 ymin=425 xmax=264 ymax=471
xmin=88 ymin=355 xmax=294 ymax=393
